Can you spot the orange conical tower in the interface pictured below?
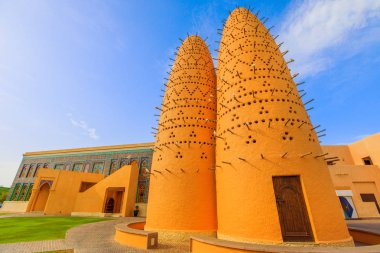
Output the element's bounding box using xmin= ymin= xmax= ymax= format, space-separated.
xmin=145 ymin=35 xmax=217 ymax=238
xmin=215 ymin=8 xmax=352 ymax=245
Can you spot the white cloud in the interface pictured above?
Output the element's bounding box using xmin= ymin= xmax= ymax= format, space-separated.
xmin=280 ymin=0 xmax=380 ymax=76
xmin=67 ymin=113 xmax=99 ymax=140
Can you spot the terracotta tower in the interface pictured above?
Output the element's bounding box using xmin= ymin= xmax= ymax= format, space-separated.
xmin=215 ymin=8 xmax=352 ymax=245
xmin=145 ymin=36 xmax=217 ymax=237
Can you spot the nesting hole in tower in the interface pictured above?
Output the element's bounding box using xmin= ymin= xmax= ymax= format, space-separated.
xmin=259 ymin=106 xmax=269 ymax=115
xmin=190 ymin=131 xmax=197 ymax=138
xmin=232 ymin=114 xmax=239 ymax=121
xmin=282 ymin=132 xmax=294 ymax=141
xmin=223 ymin=142 xmax=230 ymax=151
xmin=246 ymin=135 xmax=257 ymax=144
xmin=176 ymin=152 xmax=183 ymax=159
xmin=200 ymin=152 xmax=208 ymax=159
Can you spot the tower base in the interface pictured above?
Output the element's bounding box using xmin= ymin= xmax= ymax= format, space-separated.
xmin=144 ymin=226 xmax=216 ymax=242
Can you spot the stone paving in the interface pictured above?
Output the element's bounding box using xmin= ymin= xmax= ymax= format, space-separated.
xmin=0 ymin=216 xmax=189 ymax=253
xmin=0 ymin=239 xmax=71 ymax=253
xmin=66 ymin=217 xmax=188 ymax=253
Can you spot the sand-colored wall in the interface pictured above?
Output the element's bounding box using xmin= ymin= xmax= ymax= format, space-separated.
xmin=27 ymin=168 xmax=104 ymax=215
xmin=0 ymin=201 xmax=28 ymax=213
xmin=73 ymin=163 xmax=139 ymax=217
xmin=145 ymin=35 xmax=217 ymax=233
xmin=324 ymin=133 xmax=380 ymax=219
xmin=215 ymin=7 xmax=350 ymax=244
xmin=349 ymin=133 xmax=380 ymax=165
xmin=322 ymin=145 xmax=354 ymax=165
xmin=26 ymin=164 xmax=138 ymax=216
xmin=329 ymin=164 xmax=380 ymax=218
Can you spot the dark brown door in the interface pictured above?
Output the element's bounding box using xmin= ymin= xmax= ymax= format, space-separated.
xmin=273 ymin=176 xmax=314 ymax=242
xmin=105 ymin=198 xmax=115 ymax=213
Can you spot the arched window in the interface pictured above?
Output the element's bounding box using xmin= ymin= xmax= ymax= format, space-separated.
xmin=109 ymin=160 xmax=118 ymax=175
xmin=10 ymin=184 xmax=21 ymax=200
xmin=33 ymin=164 xmax=42 ymax=177
xmin=19 ymin=165 xmax=27 ymax=178
xmin=26 ymin=164 xmax=35 ymax=178
xmin=18 ymin=184 xmax=28 ymax=201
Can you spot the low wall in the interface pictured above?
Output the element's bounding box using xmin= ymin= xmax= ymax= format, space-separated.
xmin=0 ymin=201 xmax=28 ymax=213
xmin=190 ymin=236 xmax=380 ymax=253
xmin=114 ymin=221 xmax=158 ymax=249
xmin=349 ymin=228 xmax=380 ymax=245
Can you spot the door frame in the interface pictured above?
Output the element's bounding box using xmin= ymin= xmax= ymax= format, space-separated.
xmin=272 ymin=175 xmax=314 ymax=242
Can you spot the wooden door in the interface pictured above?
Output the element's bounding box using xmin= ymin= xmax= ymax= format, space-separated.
xmin=114 ymin=191 xmax=124 ymax=213
xmin=105 ymin=198 xmax=115 ymax=213
xmin=273 ymin=176 xmax=314 ymax=242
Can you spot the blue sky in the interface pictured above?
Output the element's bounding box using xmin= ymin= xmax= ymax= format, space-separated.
xmin=1 ymin=0 xmax=379 ymax=186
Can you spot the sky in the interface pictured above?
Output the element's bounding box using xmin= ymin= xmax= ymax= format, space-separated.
xmin=1 ymin=0 xmax=380 ymax=187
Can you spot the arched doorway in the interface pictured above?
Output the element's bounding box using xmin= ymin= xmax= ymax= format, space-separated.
xmin=105 ymin=198 xmax=115 ymax=213
xmin=33 ymin=183 xmax=51 ymax=212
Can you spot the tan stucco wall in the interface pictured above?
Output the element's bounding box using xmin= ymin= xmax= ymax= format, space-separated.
xmin=324 ymin=133 xmax=380 ymax=219
xmin=322 ymin=145 xmax=354 ymax=165
xmin=27 ymin=165 xmax=138 ymax=216
xmin=73 ymin=163 xmax=139 ymax=217
xmin=349 ymin=133 xmax=380 ymax=165
xmin=27 ymin=169 xmax=104 ymax=215
xmin=0 ymin=201 xmax=28 ymax=213
xmin=329 ymin=165 xmax=380 ymax=218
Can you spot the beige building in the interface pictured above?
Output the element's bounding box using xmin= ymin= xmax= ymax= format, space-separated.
xmin=324 ymin=133 xmax=380 ymax=219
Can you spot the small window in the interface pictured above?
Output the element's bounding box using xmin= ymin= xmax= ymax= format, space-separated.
xmin=363 ymin=157 xmax=373 ymax=165
xmin=79 ymin=182 xmax=96 ymax=192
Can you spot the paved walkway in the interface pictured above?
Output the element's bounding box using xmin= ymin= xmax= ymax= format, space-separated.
xmin=0 ymin=216 xmax=189 ymax=253
xmin=3 ymin=217 xmax=380 ymax=253
xmin=66 ymin=217 xmax=188 ymax=253
xmin=0 ymin=239 xmax=71 ymax=253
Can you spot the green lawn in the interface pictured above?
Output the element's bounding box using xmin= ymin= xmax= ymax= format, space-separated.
xmin=0 ymin=216 xmax=108 ymax=244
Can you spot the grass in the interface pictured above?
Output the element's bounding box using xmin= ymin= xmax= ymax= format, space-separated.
xmin=0 ymin=216 xmax=108 ymax=244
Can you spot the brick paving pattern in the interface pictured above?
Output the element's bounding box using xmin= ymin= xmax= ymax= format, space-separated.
xmin=0 ymin=239 xmax=71 ymax=253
